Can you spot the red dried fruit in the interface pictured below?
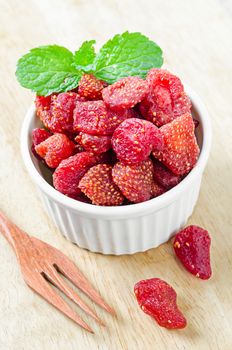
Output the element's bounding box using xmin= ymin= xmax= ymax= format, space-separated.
xmin=151 ymin=180 xmax=166 ymax=198
xmin=78 ymin=164 xmax=124 ymax=206
xmin=134 ymin=278 xmax=187 ymax=329
xmin=73 ymin=100 xmax=134 ymax=135
xmin=102 ymin=76 xmax=148 ymax=111
xmin=31 ymin=128 xmax=52 ymax=161
xmin=112 ymin=118 xmax=163 ymax=165
xmin=152 ymin=113 xmax=200 ymax=175
xmin=35 ymin=133 xmax=75 ymax=168
xmin=53 ymin=152 xmax=96 ymax=197
xmin=35 ymin=95 xmax=53 ymax=129
xmin=139 ymin=68 xmax=191 ymax=127
xmin=173 ymin=225 xmax=212 ymax=280
xmin=32 ymin=128 xmax=51 ymax=147
xmin=78 ymin=74 xmax=107 ymax=100
xmin=35 ymin=92 xmax=85 ymax=133
xmin=112 ymin=159 xmax=154 ymax=203
xmin=75 ymin=133 xmax=111 ymax=155
xmin=49 ymin=92 xmax=79 ymax=133
xmin=153 ymin=160 xmax=181 ymax=189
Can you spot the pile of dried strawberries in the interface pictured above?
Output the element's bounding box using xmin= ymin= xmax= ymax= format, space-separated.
xmin=32 ymin=68 xmax=200 ymax=206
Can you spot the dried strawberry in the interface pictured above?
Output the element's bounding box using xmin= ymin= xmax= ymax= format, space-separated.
xmin=49 ymin=92 xmax=79 ymax=133
xmin=151 ymin=180 xmax=166 ymax=198
xmin=31 ymin=128 xmax=52 ymax=161
xmin=153 ymin=160 xmax=181 ymax=189
xmin=73 ymin=100 xmax=134 ymax=135
xmin=78 ymin=164 xmax=124 ymax=206
xmin=102 ymin=76 xmax=149 ymax=111
xmin=78 ymin=74 xmax=107 ymax=100
xmin=35 ymin=134 xmax=75 ymax=168
xmin=35 ymin=92 xmax=85 ymax=133
xmin=75 ymin=133 xmax=111 ymax=155
xmin=152 ymin=113 xmax=200 ymax=175
xmin=53 ymin=152 xmax=96 ymax=197
xmin=139 ymin=68 xmax=191 ymax=127
xmin=35 ymin=95 xmax=53 ymax=129
xmin=173 ymin=225 xmax=212 ymax=279
xmin=134 ymin=278 xmax=187 ymax=329
xmin=112 ymin=118 xmax=163 ymax=165
xmin=112 ymin=159 xmax=154 ymax=203
xmin=32 ymin=128 xmax=51 ymax=147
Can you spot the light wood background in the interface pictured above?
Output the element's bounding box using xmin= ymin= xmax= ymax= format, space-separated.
xmin=0 ymin=0 xmax=232 ymax=349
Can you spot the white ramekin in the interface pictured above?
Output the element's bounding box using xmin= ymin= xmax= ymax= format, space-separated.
xmin=20 ymin=86 xmax=211 ymax=255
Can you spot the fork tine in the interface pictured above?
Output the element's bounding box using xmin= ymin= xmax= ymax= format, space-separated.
xmin=44 ymin=266 xmax=105 ymax=326
xmin=27 ymin=274 xmax=94 ymax=333
xmin=34 ymin=237 xmax=116 ymax=316
xmin=54 ymin=260 xmax=115 ymax=315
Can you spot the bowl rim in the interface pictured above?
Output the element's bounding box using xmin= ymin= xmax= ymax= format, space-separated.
xmin=20 ymin=85 xmax=212 ymax=218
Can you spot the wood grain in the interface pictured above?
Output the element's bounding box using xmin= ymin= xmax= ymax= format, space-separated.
xmin=0 ymin=0 xmax=232 ymax=349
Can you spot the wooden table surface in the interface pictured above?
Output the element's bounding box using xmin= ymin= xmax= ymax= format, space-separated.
xmin=0 ymin=0 xmax=232 ymax=349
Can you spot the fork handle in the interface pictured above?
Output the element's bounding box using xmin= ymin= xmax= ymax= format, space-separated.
xmin=0 ymin=211 xmax=29 ymax=255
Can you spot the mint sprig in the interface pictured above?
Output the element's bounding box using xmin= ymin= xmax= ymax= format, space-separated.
xmin=16 ymin=32 xmax=163 ymax=96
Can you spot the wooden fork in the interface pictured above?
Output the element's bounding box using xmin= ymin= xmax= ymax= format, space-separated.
xmin=0 ymin=211 xmax=115 ymax=333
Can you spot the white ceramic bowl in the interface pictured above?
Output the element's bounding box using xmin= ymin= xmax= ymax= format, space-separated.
xmin=20 ymin=86 xmax=211 ymax=255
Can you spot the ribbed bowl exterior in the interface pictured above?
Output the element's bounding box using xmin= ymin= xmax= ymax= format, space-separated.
xmin=39 ymin=176 xmax=201 ymax=255
xmin=21 ymin=86 xmax=211 ymax=255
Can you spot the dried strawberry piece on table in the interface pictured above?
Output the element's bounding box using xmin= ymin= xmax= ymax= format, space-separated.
xmin=112 ymin=159 xmax=154 ymax=203
xmin=75 ymin=133 xmax=111 ymax=155
xmin=73 ymin=100 xmax=134 ymax=135
xmin=78 ymin=74 xmax=107 ymax=100
xmin=173 ymin=225 xmax=212 ymax=280
xmin=152 ymin=160 xmax=181 ymax=189
xmin=139 ymin=68 xmax=191 ymax=127
xmin=152 ymin=113 xmax=200 ymax=176
xmin=78 ymin=164 xmax=124 ymax=206
xmin=53 ymin=152 xmax=96 ymax=197
xmin=112 ymin=118 xmax=163 ymax=165
xmin=102 ymin=76 xmax=149 ymax=111
xmin=35 ymin=133 xmax=75 ymax=168
xmin=134 ymin=278 xmax=187 ymax=329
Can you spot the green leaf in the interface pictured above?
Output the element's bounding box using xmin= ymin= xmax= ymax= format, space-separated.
xmin=73 ymin=40 xmax=96 ymax=72
xmin=16 ymin=45 xmax=82 ymax=96
xmin=94 ymin=31 xmax=163 ymax=84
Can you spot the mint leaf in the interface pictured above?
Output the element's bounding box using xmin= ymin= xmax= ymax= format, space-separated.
xmin=94 ymin=32 xmax=163 ymax=84
xmin=16 ymin=33 xmax=164 ymax=95
xmin=16 ymin=45 xmax=82 ymax=96
xmin=73 ymin=40 xmax=96 ymax=72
